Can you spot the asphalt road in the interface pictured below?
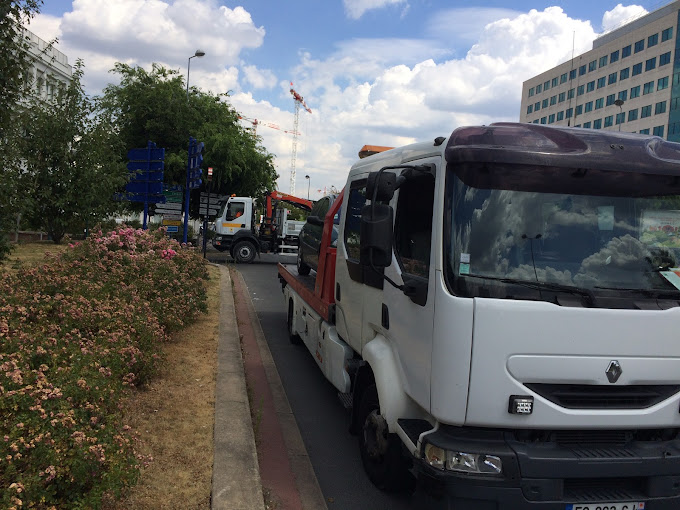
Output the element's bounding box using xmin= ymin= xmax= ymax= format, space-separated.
xmin=234 ymin=254 xmax=415 ymax=510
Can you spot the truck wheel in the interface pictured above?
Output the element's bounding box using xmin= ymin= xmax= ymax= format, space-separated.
xmin=358 ymin=384 xmax=414 ymax=492
xmin=233 ymin=241 xmax=256 ymax=263
xmin=297 ymin=246 xmax=311 ymax=276
xmin=287 ymin=300 xmax=302 ymax=345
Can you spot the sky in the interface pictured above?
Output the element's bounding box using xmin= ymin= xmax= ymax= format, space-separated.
xmin=28 ymin=0 xmax=671 ymax=199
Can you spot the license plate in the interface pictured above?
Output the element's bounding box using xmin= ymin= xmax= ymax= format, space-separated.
xmin=566 ymin=504 xmax=644 ymax=510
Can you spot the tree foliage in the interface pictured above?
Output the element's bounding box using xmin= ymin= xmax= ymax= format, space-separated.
xmin=0 ymin=1 xmax=43 ymax=259
xmin=99 ymin=63 xmax=278 ymax=215
xmin=19 ymin=61 xmax=127 ymax=243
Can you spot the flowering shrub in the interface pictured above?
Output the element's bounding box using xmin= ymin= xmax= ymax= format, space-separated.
xmin=0 ymin=227 xmax=209 ymax=508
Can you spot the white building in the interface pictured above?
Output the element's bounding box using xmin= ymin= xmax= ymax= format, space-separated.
xmin=520 ymin=1 xmax=680 ymax=140
xmin=22 ymin=28 xmax=72 ymax=101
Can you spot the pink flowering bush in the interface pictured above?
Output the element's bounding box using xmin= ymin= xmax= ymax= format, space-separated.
xmin=0 ymin=227 xmax=208 ymax=508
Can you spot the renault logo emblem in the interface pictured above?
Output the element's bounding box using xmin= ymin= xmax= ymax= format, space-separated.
xmin=606 ymin=360 xmax=622 ymax=383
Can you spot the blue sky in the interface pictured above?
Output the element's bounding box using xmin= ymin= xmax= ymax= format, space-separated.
xmin=31 ymin=0 xmax=669 ymax=197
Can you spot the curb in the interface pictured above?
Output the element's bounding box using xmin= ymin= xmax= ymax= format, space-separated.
xmin=234 ymin=269 xmax=328 ymax=510
xmin=211 ymin=265 xmax=266 ymax=510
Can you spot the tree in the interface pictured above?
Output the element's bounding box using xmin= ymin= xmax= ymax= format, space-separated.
xmin=0 ymin=0 xmax=44 ymax=259
xmin=99 ymin=63 xmax=278 ymax=218
xmin=19 ymin=61 xmax=127 ymax=243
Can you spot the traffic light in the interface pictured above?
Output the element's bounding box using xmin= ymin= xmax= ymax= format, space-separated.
xmin=187 ymin=137 xmax=204 ymax=189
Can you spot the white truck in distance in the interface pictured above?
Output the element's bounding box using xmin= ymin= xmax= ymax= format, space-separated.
xmin=212 ymin=191 xmax=311 ymax=262
xmin=278 ymin=122 xmax=680 ymax=509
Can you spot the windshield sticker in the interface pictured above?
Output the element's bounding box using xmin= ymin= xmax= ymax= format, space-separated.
xmin=459 ymin=263 xmax=470 ymax=275
xmin=597 ymin=206 xmax=615 ymax=231
xmin=641 ymin=210 xmax=680 ymax=249
xmin=460 ymin=253 xmax=470 ymax=263
xmin=661 ymin=269 xmax=680 ymax=290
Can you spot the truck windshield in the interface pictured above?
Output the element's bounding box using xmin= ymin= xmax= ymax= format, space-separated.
xmin=444 ymin=162 xmax=680 ymax=301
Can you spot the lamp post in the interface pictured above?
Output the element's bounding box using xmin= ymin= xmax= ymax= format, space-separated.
xmin=305 ymin=175 xmax=310 ymax=200
xmin=614 ymin=99 xmax=624 ymax=131
xmin=186 ymin=49 xmax=206 ymax=101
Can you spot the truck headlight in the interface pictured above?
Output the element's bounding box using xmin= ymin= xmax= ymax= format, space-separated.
xmin=423 ymin=443 xmax=502 ymax=475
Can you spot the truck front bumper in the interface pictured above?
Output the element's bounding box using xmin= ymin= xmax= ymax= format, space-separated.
xmin=414 ymin=425 xmax=680 ymax=509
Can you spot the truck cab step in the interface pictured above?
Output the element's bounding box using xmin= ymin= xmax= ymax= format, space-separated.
xmin=337 ymin=392 xmax=353 ymax=410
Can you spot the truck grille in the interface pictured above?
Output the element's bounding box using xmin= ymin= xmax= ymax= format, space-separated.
xmin=525 ymin=383 xmax=680 ymax=409
xmin=564 ymin=477 xmax=645 ymax=502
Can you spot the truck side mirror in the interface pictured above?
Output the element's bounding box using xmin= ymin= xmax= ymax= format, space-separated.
xmin=360 ymin=203 xmax=393 ymax=268
xmin=367 ymin=171 xmax=405 ymax=202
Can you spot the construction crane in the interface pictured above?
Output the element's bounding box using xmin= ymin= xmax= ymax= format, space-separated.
xmin=289 ymin=82 xmax=312 ymax=195
xmin=237 ymin=115 xmax=300 ymax=137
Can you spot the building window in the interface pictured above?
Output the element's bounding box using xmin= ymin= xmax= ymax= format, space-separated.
xmin=579 ymin=64 xmax=587 ymax=76
xmin=648 ymin=33 xmax=659 ymax=48
xmin=567 ymin=88 xmax=575 ymax=99
xmin=588 ymin=60 xmax=597 ymax=72
xmin=606 ymin=94 xmax=616 ymax=106
xmin=608 ymin=72 xmax=617 ymax=85
xmin=599 ymin=56 xmax=608 ymax=68
xmin=585 ymin=101 xmax=593 ymax=113
xmin=618 ymin=90 xmax=628 ymax=102
xmin=583 ymin=121 xmax=592 ymax=128
xmin=560 ymin=73 xmax=568 ymax=84
xmin=586 ymin=80 xmax=595 ymax=92
xmin=610 ymin=49 xmax=620 ymax=63
xmin=536 ymin=83 xmax=542 ymax=93
xmin=675 ymin=72 xmax=680 ymax=86
xmin=575 ymin=104 xmax=583 ymax=116
xmin=670 ymin=122 xmax=680 ymax=136
xmin=622 ymin=45 xmax=632 ymax=58
xmin=658 ymin=76 xmax=669 ymax=90
xmin=577 ymin=84 xmax=585 ymax=96
xmin=632 ymin=63 xmax=643 ymax=76
xmin=645 ymin=57 xmax=657 ymax=71
xmin=628 ymin=108 xmax=639 ymax=121
xmin=540 ymin=117 xmax=547 ymax=124
xmin=553 ymin=77 xmax=559 ymax=87
xmin=639 ymin=128 xmax=650 ymax=134
xmin=550 ymin=95 xmax=557 ymax=105
xmin=655 ymin=101 xmax=667 ymax=115
xmin=566 ymin=108 xmax=573 ymax=118
xmin=548 ymin=114 xmax=556 ymax=124
xmin=535 ymin=102 xmax=541 ymax=111
xmin=630 ymin=85 xmax=641 ymax=98
xmin=604 ymin=115 xmax=614 ymax=128
xmin=672 ymin=97 xmax=680 ymax=110
xmin=544 ymin=80 xmax=550 ymax=91
xmin=558 ymin=92 xmax=566 ymax=103
xmin=653 ymin=125 xmax=665 ymax=137
xmin=616 ymin=112 xmax=625 ymax=125
xmin=641 ymin=105 xmax=652 ymax=118
xmin=557 ymin=111 xmax=564 ymax=121
xmin=660 ymin=51 xmax=672 ymax=66
xmin=542 ymin=98 xmax=549 ymax=108
xmin=595 ymin=98 xmax=604 ymax=109
xmin=528 ymin=87 xmax=535 ymax=97
xmin=593 ymin=119 xmax=602 ymax=129
xmin=643 ymin=81 xmax=655 ymax=95
xmin=527 ymin=105 xmax=533 ymax=114
xmin=533 ymin=119 xmax=540 ymax=124
xmin=597 ymin=77 xmax=606 ymax=89
xmin=634 ymin=39 xmax=645 ymax=53
xmin=662 ymin=27 xmax=674 ymax=42
xmin=620 ymin=67 xmax=630 ymax=80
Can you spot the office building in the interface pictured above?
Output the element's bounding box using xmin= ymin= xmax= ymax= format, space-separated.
xmin=520 ymin=1 xmax=680 ymax=140
xmin=22 ymin=28 xmax=72 ymax=101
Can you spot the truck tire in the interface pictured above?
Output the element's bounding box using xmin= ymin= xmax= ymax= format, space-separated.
xmin=297 ymin=245 xmax=311 ymax=275
xmin=233 ymin=241 xmax=256 ymax=263
xmin=287 ymin=299 xmax=302 ymax=345
xmin=357 ymin=384 xmax=414 ymax=492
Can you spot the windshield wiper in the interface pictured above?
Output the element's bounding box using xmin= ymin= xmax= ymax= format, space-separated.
xmin=594 ymin=285 xmax=680 ymax=300
xmin=463 ymin=274 xmax=595 ymax=304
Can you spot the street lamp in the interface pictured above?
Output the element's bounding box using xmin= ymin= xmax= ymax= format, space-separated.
xmin=614 ymin=99 xmax=624 ymax=131
xmin=186 ymin=49 xmax=206 ymax=101
xmin=305 ymin=175 xmax=310 ymax=200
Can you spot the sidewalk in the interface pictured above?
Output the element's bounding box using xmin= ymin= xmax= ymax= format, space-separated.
xmin=211 ymin=264 xmax=327 ymax=510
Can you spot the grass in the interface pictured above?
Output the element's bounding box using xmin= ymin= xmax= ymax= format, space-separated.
xmin=5 ymin=243 xmax=221 ymax=509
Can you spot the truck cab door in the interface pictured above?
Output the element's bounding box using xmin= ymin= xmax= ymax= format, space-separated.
xmin=222 ymin=198 xmax=249 ymax=235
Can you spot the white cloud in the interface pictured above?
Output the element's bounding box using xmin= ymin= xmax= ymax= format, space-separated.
xmin=343 ymin=0 xmax=408 ymax=20
xmin=427 ymin=7 xmax=522 ymax=46
xmin=601 ymin=3 xmax=648 ymax=33
xmin=27 ymin=13 xmax=62 ymax=42
xmin=242 ymin=65 xmax=277 ymax=90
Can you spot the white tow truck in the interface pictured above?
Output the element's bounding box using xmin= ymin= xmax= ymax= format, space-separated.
xmin=212 ymin=191 xmax=311 ymax=262
xmin=278 ymin=122 xmax=680 ymax=509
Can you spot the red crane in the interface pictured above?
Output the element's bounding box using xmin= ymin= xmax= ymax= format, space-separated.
xmin=238 ymin=115 xmax=300 ymax=136
xmin=289 ymin=82 xmax=312 ymax=195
